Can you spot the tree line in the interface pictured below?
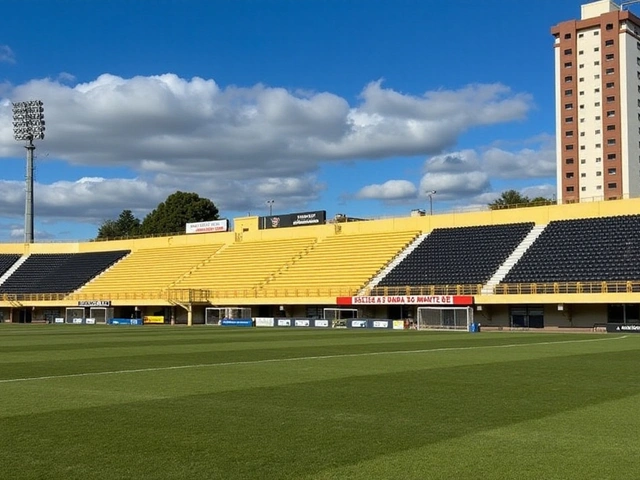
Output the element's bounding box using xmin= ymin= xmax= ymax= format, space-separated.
xmin=96 ymin=191 xmax=219 ymax=239
xmin=96 ymin=189 xmax=554 ymax=239
xmin=488 ymin=190 xmax=555 ymax=210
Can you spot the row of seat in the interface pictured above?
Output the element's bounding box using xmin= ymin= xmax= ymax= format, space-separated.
xmin=0 ymin=251 xmax=129 ymax=294
xmin=1 ymin=214 xmax=639 ymax=294
xmin=377 ymin=223 xmax=534 ymax=286
xmin=502 ymin=215 xmax=640 ymax=284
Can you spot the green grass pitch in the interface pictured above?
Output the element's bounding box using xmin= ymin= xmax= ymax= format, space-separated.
xmin=1 ymin=325 xmax=639 ymax=479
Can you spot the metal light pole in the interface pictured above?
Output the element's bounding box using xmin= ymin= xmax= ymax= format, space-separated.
xmin=12 ymin=100 xmax=45 ymax=244
xmin=427 ymin=190 xmax=436 ymax=215
xmin=266 ymin=199 xmax=274 ymax=216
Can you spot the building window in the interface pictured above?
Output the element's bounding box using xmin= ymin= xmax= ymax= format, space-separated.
xmin=608 ymin=153 xmax=616 ymax=160
xmin=597 ymin=171 xmax=603 ymax=176
xmin=605 ymin=68 xmax=614 ymax=74
xmin=595 ymin=31 xmax=599 ymax=36
xmin=566 ymin=158 xmax=574 ymax=164
xmin=596 ymin=115 xmax=601 ymax=120
xmin=606 ymin=23 xmax=614 ymax=30
xmin=580 ymin=104 xmax=585 ymax=109
xmin=607 ymin=110 xmax=615 ymax=117
xmin=595 ymin=74 xmax=600 ymax=79
xmin=580 ymin=145 xmax=586 ymax=150
xmin=608 ymin=168 xmax=617 ymax=175
xmin=565 ymin=75 xmax=573 ymax=82
xmin=606 ymin=82 xmax=614 ymax=88
xmin=565 ymin=103 xmax=573 ymax=110
xmin=596 ymin=143 xmax=602 ymax=148
xmin=580 ymin=91 xmax=585 ymax=95
xmin=597 ymin=185 xmax=602 ymax=190
xmin=565 ymin=116 xmax=574 ymax=123
xmin=579 ymin=77 xmax=584 ymax=82
xmin=564 ymin=33 xmax=572 ymax=39
xmin=595 ymin=88 xmax=600 ymax=93
xmin=606 ymin=96 xmax=615 ymax=102
xmin=608 ymin=182 xmax=617 ymax=188
xmin=564 ymin=62 xmax=573 ymax=68
xmin=605 ymin=39 xmax=614 ymax=46
xmin=580 ymin=132 xmax=586 ymax=136
xmin=566 ymin=144 xmax=574 ymax=150
xmin=595 ymin=102 xmax=601 ymax=107
xmin=596 ymin=157 xmax=602 ymax=163
xmin=581 ymin=186 xmax=587 ymax=191
xmin=595 ymin=47 xmax=600 ymax=52
xmin=580 ymin=33 xmax=584 ymax=38
xmin=607 ymin=125 xmax=615 ymax=131
xmin=581 ymin=172 xmax=587 ymax=177
xmin=595 ymin=60 xmax=600 ymax=66
xmin=566 ymin=172 xmax=574 ymax=179
xmin=567 ymin=186 xmax=575 ymax=192
xmin=580 ymin=118 xmax=585 ymax=123
xmin=579 ymin=64 xmax=584 ymax=69
xmin=566 ymin=131 xmax=574 ymax=137
xmin=606 ymin=53 xmax=615 ymax=61
xmin=595 ymin=129 xmax=601 ymax=134
xmin=566 ymin=49 xmax=573 ymax=55
xmin=637 ymin=41 xmax=640 ymax=49
xmin=565 ymin=89 xmax=573 ymax=96
xmin=607 ymin=139 xmax=616 ymax=145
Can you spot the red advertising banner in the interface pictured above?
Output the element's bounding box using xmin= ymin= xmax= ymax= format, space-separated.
xmin=336 ymin=295 xmax=473 ymax=306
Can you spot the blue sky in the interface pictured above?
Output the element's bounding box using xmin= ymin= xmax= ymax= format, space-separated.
xmin=0 ymin=0 xmax=630 ymax=241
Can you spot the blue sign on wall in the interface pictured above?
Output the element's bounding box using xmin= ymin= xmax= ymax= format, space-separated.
xmin=220 ymin=319 xmax=253 ymax=327
xmin=107 ymin=318 xmax=144 ymax=326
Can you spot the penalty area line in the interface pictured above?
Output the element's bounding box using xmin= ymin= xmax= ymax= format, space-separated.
xmin=0 ymin=334 xmax=629 ymax=385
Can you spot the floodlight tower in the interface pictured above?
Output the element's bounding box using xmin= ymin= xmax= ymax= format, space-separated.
xmin=12 ymin=100 xmax=45 ymax=243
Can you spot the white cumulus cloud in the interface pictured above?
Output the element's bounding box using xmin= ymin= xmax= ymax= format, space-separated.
xmin=356 ymin=180 xmax=417 ymax=200
xmin=0 ymin=73 xmax=534 ymax=234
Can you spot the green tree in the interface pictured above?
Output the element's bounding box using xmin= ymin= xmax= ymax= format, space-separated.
xmin=488 ymin=190 xmax=531 ymax=210
xmin=529 ymin=196 xmax=555 ymax=206
xmin=489 ymin=190 xmax=555 ymax=210
xmin=97 ymin=209 xmax=141 ymax=239
xmin=140 ymin=191 xmax=220 ymax=235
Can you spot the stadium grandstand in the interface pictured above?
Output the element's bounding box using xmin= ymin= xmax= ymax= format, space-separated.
xmin=0 ymin=199 xmax=639 ymax=330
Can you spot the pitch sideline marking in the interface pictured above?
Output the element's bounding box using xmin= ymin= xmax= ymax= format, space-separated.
xmin=0 ymin=335 xmax=629 ymax=385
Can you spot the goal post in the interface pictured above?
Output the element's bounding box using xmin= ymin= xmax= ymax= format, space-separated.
xmin=323 ymin=308 xmax=358 ymax=320
xmin=205 ymin=307 xmax=252 ymax=326
xmin=417 ymin=306 xmax=473 ymax=331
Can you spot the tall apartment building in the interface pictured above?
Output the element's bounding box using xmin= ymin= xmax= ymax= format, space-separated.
xmin=552 ymin=0 xmax=640 ymax=203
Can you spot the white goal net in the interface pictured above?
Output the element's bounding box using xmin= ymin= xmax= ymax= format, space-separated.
xmin=417 ymin=307 xmax=473 ymax=331
xmin=205 ymin=307 xmax=252 ymax=326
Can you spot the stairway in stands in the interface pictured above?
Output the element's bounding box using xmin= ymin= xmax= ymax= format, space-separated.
xmin=480 ymin=225 xmax=546 ymax=295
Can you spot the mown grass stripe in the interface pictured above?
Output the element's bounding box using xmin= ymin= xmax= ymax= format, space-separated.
xmin=0 ymin=334 xmax=627 ymax=384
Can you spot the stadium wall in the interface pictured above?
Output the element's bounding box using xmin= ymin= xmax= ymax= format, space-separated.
xmin=1 ymin=199 xmax=640 ymax=328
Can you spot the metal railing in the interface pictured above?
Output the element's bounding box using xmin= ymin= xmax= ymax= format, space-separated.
xmin=1 ymin=280 xmax=639 ymax=304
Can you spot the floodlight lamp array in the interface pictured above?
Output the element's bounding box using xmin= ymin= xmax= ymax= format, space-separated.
xmin=12 ymin=100 xmax=45 ymax=141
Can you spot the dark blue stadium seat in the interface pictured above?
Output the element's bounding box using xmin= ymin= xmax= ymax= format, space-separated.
xmin=0 ymin=250 xmax=130 ymax=294
xmin=502 ymin=215 xmax=640 ymax=284
xmin=373 ymin=222 xmax=534 ymax=291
